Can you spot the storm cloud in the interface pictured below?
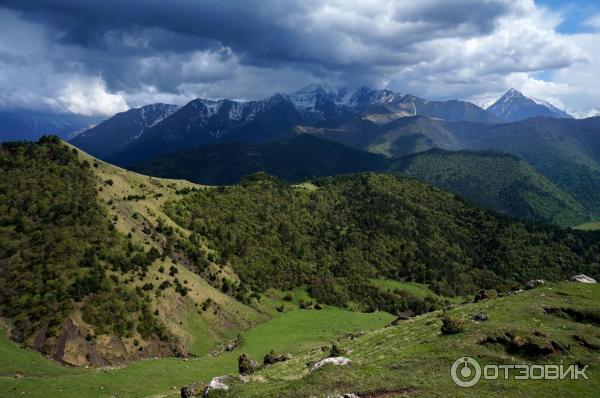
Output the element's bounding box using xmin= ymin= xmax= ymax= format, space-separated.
xmin=0 ymin=0 xmax=596 ymax=115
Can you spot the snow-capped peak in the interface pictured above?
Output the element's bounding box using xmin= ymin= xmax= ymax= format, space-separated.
xmin=487 ymin=89 xmax=572 ymax=122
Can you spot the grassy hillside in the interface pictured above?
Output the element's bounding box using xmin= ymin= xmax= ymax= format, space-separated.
xmin=2 ymin=283 xmax=598 ymax=397
xmin=217 ymin=282 xmax=600 ymax=398
xmin=164 ymin=172 xmax=600 ymax=304
xmin=2 ymin=137 xmax=600 ymax=397
xmin=391 ymin=150 xmax=588 ymax=226
xmin=0 ymin=306 xmax=393 ymax=398
xmin=0 ymin=137 xmax=173 ymax=364
xmin=0 ymin=137 xmax=273 ymax=366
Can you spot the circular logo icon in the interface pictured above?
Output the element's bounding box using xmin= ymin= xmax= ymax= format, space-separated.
xmin=451 ymin=357 xmax=482 ymax=387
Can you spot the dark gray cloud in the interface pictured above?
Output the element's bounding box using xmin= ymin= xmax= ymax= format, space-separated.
xmin=0 ymin=0 xmax=593 ymax=115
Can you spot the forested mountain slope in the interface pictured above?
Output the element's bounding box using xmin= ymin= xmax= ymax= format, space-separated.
xmin=131 ymin=134 xmax=392 ymax=185
xmin=391 ymin=150 xmax=588 ymax=226
xmin=131 ymin=136 xmax=591 ymax=226
xmin=0 ymin=138 xmax=268 ymax=366
xmin=165 ymin=172 xmax=600 ymax=303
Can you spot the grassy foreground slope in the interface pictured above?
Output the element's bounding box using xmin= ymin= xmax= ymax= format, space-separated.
xmin=0 ymin=307 xmax=393 ymax=398
xmin=391 ymin=150 xmax=588 ymax=227
xmin=2 ymin=283 xmax=598 ymax=398
xmin=217 ymin=282 xmax=600 ymax=398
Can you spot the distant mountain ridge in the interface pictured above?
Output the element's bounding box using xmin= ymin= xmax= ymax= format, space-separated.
xmin=71 ymin=84 xmax=498 ymax=165
xmin=131 ymin=134 xmax=391 ymax=185
xmin=300 ymin=115 xmax=600 ymax=219
xmin=391 ymin=149 xmax=588 ymax=226
xmin=487 ymin=88 xmax=572 ymax=122
xmin=70 ymin=103 xmax=179 ymax=158
xmin=130 ymin=134 xmax=590 ymax=226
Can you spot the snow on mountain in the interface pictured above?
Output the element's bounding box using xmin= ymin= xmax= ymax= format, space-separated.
xmin=569 ymin=108 xmax=600 ymax=119
xmin=284 ymin=84 xmax=402 ymax=116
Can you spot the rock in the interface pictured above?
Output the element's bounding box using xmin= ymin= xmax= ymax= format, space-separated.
xmin=181 ymin=383 xmax=202 ymax=398
xmin=238 ymin=353 xmax=258 ymax=374
xmin=263 ymin=351 xmax=292 ymax=365
xmin=208 ymin=376 xmax=230 ymax=391
xmin=183 ymin=376 xmax=232 ymax=397
xmin=473 ymin=289 xmax=488 ymax=302
xmin=201 ymin=376 xmax=232 ymax=397
xmin=570 ymin=274 xmax=597 ymax=284
xmin=309 ymin=356 xmax=351 ymax=371
xmin=472 ymin=312 xmax=489 ymax=322
xmin=525 ymin=280 xmax=545 ymax=290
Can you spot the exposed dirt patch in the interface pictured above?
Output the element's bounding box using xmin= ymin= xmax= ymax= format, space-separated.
xmin=543 ymin=306 xmax=600 ymax=326
xmin=479 ymin=331 xmax=568 ymax=358
xmin=358 ymin=388 xmax=419 ymax=397
xmin=572 ymin=335 xmax=600 ymax=350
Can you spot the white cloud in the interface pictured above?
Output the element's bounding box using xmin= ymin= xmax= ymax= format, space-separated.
xmin=57 ymin=77 xmax=128 ymax=116
xmin=0 ymin=0 xmax=599 ymax=115
xmin=585 ymin=14 xmax=600 ymax=30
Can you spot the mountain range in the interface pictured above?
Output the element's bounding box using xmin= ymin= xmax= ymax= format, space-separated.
xmin=70 ymin=85 xmax=575 ymax=165
xmin=65 ymin=85 xmax=599 ymax=226
xmin=66 ymin=85 xmax=509 ymax=165
xmin=70 ymin=103 xmax=179 ymax=158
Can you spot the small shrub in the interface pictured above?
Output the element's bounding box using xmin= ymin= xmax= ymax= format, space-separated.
xmin=441 ymin=316 xmax=465 ymax=335
xmin=330 ymin=342 xmax=343 ymax=357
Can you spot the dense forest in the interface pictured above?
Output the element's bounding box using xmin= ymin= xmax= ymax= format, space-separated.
xmin=165 ymin=172 xmax=600 ymax=308
xmin=130 ymin=134 xmax=592 ymax=227
xmin=0 ymin=137 xmax=166 ymax=351
xmin=131 ymin=134 xmax=391 ymax=185
xmin=391 ymin=149 xmax=588 ymax=227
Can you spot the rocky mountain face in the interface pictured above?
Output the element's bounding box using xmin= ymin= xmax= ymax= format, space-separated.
xmin=487 ymin=88 xmax=572 ymax=122
xmin=70 ymin=103 xmax=179 ymax=158
xmin=72 ymin=85 xmax=497 ymax=165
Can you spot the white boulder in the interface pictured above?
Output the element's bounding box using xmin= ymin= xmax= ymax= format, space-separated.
xmin=570 ymin=274 xmax=597 ymax=284
xmin=309 ymin=356 xmax=351 ymax=371
xmin=208 ymin=375 xmax=230 ymax=390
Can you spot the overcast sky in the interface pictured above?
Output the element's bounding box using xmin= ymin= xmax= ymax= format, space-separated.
xmin=0 ymin=0 xmax=599 ymax=116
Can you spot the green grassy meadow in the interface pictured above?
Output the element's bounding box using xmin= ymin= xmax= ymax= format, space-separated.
xmin=217 ymin=282 xmax=600 ymax=397
xmin=0 ymin=307 xmax=393 ymax=398
xmin=3 ymin=283 xmax=599 ymax=398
